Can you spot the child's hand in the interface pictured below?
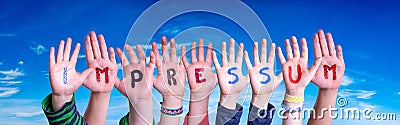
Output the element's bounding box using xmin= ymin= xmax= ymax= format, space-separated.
xmin=115 ymin=44 xmax=155 ymax=101
xmin=311 ymin=30 xmax=345 ymax=90
xmin=213 ymin=39 xmax=248 ymax=108
xmin=49 ymin=38 xmax=94 ymax=111
xmin=244 ymin=39 xmax=283 ymax=108
xmin=153 ymin=37 xmax=186 ymax=99
xmin=182 ymin=39 xmax=217 ymax=101
xmin=277 ymin=36 xmax=322 ymax=96
xmin=83 ymin=31 xmax=119 ymax=93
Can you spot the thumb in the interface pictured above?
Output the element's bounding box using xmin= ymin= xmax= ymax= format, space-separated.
xmin=115 ymin=79 xmax=127 ymax=97
xmin=309 ymin=57 xmax=322 ymax=80
xmin=80 ymin=68 xmax=95 ymax=82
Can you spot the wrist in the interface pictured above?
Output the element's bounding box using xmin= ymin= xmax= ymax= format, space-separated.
xmin=319 ymin=88 xmax=338 ymax=95
xmin=51 ymin=94 xmax=73 ymax=111
xmin=162 ymin=96 xmax=183 ymax=109
xmin=220 ymin=94 xmax=239 ymax=109
xmin=251 ymin=94 xmax=270 ymax=109
xmin=285 ymin=89 xmax=305 ymax=96
xmin=190 ymin=92 xmax=211 ymax=102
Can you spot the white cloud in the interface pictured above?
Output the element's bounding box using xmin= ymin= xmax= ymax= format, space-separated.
xmin=0 ymin=33 xmax=17 ymax=37
xmin=358 ymin=102 xmax=379 ymax=110
xmin=18 ymin=61 xmax=24 ymax=65
xmin=0 ymin=76 xmax=16 ymax=81
xmin=0 ymin=87 xmax=19 ymax=97
xmin=341 ymin=75 xmax=354 ymax=86
xmin=0 ymin=62 xmax=3 ymax=65
xmin=78 ymin=54 xmax=86 ymax=58
xmin=338 ymin=89 xmax=376 ymax=99
xmin=0 ymin=68 xmax=25 ymax=77
xmin=398 ymin=92 xmax=400 ymax=95
xmin=0 ymin=81 xmax=22 ymax=85
xmin=29 ymin=41 xmax=47 ymax=55
xmin=12 ymin=111 xmax=42 ymax=117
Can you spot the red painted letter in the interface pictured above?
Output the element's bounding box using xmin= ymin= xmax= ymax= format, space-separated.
xmin=288 ymin=64 xmax=302 ymax=83
xmin=195 ymin=68 xmax=206 ymax=83
xmin=96 ymin=67 xmax=109 ymax=83
xmin=323 ymin=64 xmax=337 ymax=80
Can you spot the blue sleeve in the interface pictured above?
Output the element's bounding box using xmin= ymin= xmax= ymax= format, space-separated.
xmin=215 ymin=103 xmax=243 ymax=125
xmin=247 ymin=103 xmax=275 ymax=125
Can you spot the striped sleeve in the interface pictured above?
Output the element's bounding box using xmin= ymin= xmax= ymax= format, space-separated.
xmin=41 ymin=93 xmax=88 ymax=125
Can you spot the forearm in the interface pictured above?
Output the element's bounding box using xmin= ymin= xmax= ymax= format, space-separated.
xmin=159 ymin=96 xmax=183 ymax=125
xmin=220 ymin=94 xmax=239 ymax=109
xmin=129 ymin=98 xmax=153 ymax=125
xmin=307 ymin=89 xmax=338 ymax=125
xmin=251 ymin=94 xmax=270 ymax=109
xmin=84 ymin=92 xmax=110 ymax=125
xmin=282 ymin=91 xmax=304 ymax=125
xmin=188 ymin=93 xmax=210 ymax=125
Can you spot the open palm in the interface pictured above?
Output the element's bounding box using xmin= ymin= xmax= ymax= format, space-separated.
xmin=83 ymin=31 xmax=119 ymax=93
xmin=277 ymin=36 xmax=322 ymax=96
xmin=312 ymin=30 xmax=345 ymax=89
xmin=153 ymin=37 xmax=186 ymax=98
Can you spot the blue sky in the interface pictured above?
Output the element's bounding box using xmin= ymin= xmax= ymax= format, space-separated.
xmin=0 ymin=0 xmax=399 ymax=124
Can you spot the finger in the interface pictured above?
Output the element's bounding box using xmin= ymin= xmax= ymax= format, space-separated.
xmin=191 ymin=42 xmax=197 ymax=63
xmin=267 ymin=43 xmax=276 ymax=64
xmin=277 ymin=72 xmax=283 ymax=84
xmin=244 ymin=51 xmax=253 ymax=69
xmin=221 ymin=42 xmax=228 ymax=66
xmin=277 ymin=47 xmax=286 ymax=64
xmin=70 ymin=43 xmax=81 ymax=63
xmin=85 ymin=35 xmax=94 ymax=60
xmin=326 ymin=33 xmax=337 ymax=57
xmin=212 ymin=51 xmax=221 ymax=69
xmin=253 ymin=42 xmax=260 ymax=65
xmin=125 ymin=44 xmax=138 ymax=63
xmin=152 ymin=42 xmax=162 ymax=72
xmin=56 ymin=40 xmax=65 ymax=63
xmin=114 ymin=79 xmax=127 ymax=97
xmin=161 ymin=36 xmax=170 ymax=62
xmin=90 ymin=31 xmax=101 ymax=59
xmin=301 ymin=38 xmax=308 ymax=60
xmin=318 ymin=29 xmax=329 ymax=56
xmin=182 ymin=45 xmax=190 ymax=69
xmin=229 ymin=38 xmax=235 ymax=63
xmin=292 ymin=36 xmax=300 ymax=58
xmin=236 ymin=43 xmax=244 ymax=65
xmin=260 ymin=38 xmax=267 ymax=63
xmin=310 ymin=57 xmax=323 ymax=77
xmin=98 ymin=34 xmax=109 ymax=59
xmin=336 ymin=45 xmax=344 ymax=61
xmin=49 ymin=47 xmax=55 ymax=67
xmin=198 ymin=39 xmax=205 ymax=62
xmin=136 ymin=44 xmax=146 ymax=64
xmin=63 ymin=38 xmax=72 ymax=61
xmin=170 ymin=38 xmax=177 ymax=62
xmin=116 ymin=48 xmax=129 ymax=67
xmin=285 ymin=39 xmax=293 ymax=60
xmin=109 ymin=47 xmax=117 ymax=64
xmin=149 ymin=51 xmax=156 ymax=69
xmin=80 ymin=68 xmax=95 ymax=82
xmin=205 ymin=42 xmax=213 ymax=63
xmin=313 ymin=34 xmax=322 ymax=59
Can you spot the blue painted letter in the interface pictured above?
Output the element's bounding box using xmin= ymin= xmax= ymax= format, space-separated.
xmin=259 ymin=67 xmax=271 ymax=84
xmin=227 ymin=67 xmax=239 ymax=84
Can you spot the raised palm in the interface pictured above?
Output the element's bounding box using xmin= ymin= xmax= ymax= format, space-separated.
xmin=213 ymin=39 xmax=248 ymax=95
xmin=182 ymin=40 xmax=217 ymax=96
xmin=115 ymin=44 xmax=155 ymax=100
xmin=245 ymin=39 xmax=283 ymax=96
xmin=312 ymin=30 xmax=345 ymax=89
xmin=49 ymin=38 xmax=93 ymax=96
xmin=153 ymin=37 xmax=186 ymax=98
xmin=84 ymin=31 xmax=118 ymax=93
xmin=277 ymin=36 xmax=322 ymax=95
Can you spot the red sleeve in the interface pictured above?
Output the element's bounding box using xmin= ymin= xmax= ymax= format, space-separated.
xmin=183 ymin=112 xmax=209 ymax=125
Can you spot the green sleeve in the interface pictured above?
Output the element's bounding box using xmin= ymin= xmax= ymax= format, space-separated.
xmin=41 ymin=93 xmax=87 ymax=125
